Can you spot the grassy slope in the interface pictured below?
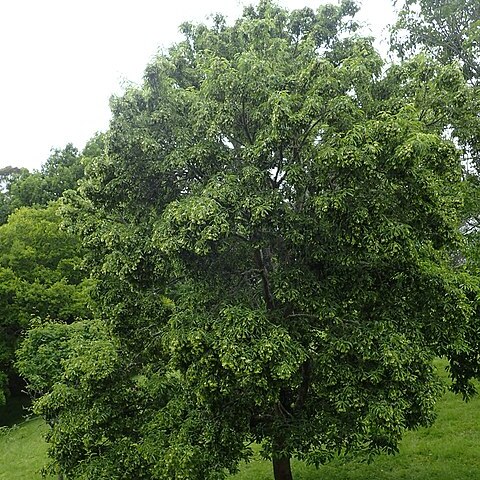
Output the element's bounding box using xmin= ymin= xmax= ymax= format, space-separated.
xmin=232 ymin=361 xmax=480 ymax=480
xmin=1 ymin=362 xmax=479 ymax=480
xmin=0 ymin=418 xmax=53 ymax=480
xmin=232 ymin=385 xmax=480 ymax=479
xmin=0 ymin=395 xmax=54 ymax=480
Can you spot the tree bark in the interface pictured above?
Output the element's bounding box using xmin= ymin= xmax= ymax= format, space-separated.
xmin=273 ymin=456 xmax=293 ymax=480
xmin=272 ymin=393 xmax=293 ymax=480
xmin=254 ymin=248 xmax=275 ymax=311
xmin=254 ymin=244 xmax=293 ymax=480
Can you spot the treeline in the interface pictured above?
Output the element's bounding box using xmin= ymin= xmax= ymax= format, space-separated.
xmin=1 ymin=1 xmax=480 ymax=480
xmin=0 ymin=137 xmax=103 ymax=404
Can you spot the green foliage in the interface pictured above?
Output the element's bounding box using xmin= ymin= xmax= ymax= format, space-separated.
xmin=0 ymin=143 xmax=86 ymax=224
xmin=0 ymin=167 xmax=28 ymax=225
xmin=390 ymin=1 xmax=480 ymax=330
xmin=18 ymin=1 xmax=480 ymax=479
xmin=391 ymin=0 xmax=480 ymax=85
xmin=0 ymin=203 xmax=92 ymax=405
xmin=4 ymin=363 xmax=480 ymax=479
xmin=233 ymin=362 xmax=480 ymax=480
xmin=17 ymin=317 xmax=172 ymax=479
xmin=11 ymin=144 xmax=83 ymax=208
xmin=390 ymin=0 xmax=480 ymax=189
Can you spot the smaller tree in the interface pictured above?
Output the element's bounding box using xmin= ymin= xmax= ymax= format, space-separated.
xmin=0 ymin=166 xmax=26 ymax=191
xmin=391 ymin=0 xmax=480 ymax=311
xmin=0 ymin=203 xmax=93 ymax=404
xmin=390 ymin=0 xmax=480 ymax=168
xmin=16 ymin=311 xmax=173 ymax=479
xmin=0 ymin=166 xmax=29 ymax=224
xmin=8 ymin=144 xmax=84 ymax=211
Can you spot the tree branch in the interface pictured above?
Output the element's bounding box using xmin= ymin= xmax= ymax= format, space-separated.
xmin=254 ymin=248 xmax=275 ymax=311
xmin=294 ymin=359 xmax=312 ymax=413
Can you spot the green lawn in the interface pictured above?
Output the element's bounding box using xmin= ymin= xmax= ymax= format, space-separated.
xmin=232 ymin=382 xmax=480 ymax=479
xmin=232 ymin=362 xmax=480 ymax=480
xmin=0 ymin=395 xmax=54 ymax=480
xmin=0 ymin=417 xmax=52 ymax=480
xmin=1 ymin=362 xmax=480 ymax=480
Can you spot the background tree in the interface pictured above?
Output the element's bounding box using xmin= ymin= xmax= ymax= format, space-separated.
xmin=391 ymin=0 xmax=480 ymax=85
xmin=0 ymin=202 xmax=93 ymax=405
xmin=16 ymin=318 xmax=145 ymax=479
xmin=8 ymin=144 xmax=83 ymax=211
xmin=20 ymin=1 xmax=480 ymax=480
xmin=0 ymin=139 xmax=101 ymax=224
xmin=391 ymin=0 xmax=480 ymax=170
xmin=0 ymin=166 xmax=29 ymax=224
xmin=390 ymin=0 xmax=480 ymax=182
xmin=391 ymin=0 xmax=480 ymax=356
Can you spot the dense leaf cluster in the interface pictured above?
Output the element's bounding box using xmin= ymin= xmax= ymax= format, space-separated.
xmin=0 ymin=204 xmax=92 ymax=404
xmin=0 ymin=140 xmax=103 ymax=404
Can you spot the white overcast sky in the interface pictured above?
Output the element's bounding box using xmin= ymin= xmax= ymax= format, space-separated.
xmin=0 ymin=0 xmax=395 ymax=171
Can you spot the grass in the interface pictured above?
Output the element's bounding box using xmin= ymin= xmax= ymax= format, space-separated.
xmin=0 ymin=395 xmax=54 ymax=480
xmin=1 ymin=361 xmax=479 ymax=479
xmin=0 ymin=417 xmax=52 ymax=480
xmin=232 ymin=361 xmax=480 ymax=479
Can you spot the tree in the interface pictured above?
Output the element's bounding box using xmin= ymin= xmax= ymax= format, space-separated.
xmin=391 ymin=0 xmax=480 ymax=313
xmin=9 ymin=143 xmax=84 ymax=208
xmin=391 ymin=0 xmax=480 ymax=165
xmin=24 ymin=2 xmax=480 ymax=479
xmin=0 ymin=166 xmax=29 ymax=224
xmin=0 ymin=202 xmax=93 ymax=405
xmin=391 ymin=0 xmax=480 ymax=85
xmin=0 ymin=136 xmax=102 ymax=405
xmin=0 ymin=143 xmax=87 ymax=224
xmin=391 ymin=1 xmax=480 ymax=231
xmin=390 ymin=0 xmax=480 ymax=186
xmin=16 ymin=319 xmax=130 ymax=479
xmin=0 ymin=166 xmax=27 ymax=191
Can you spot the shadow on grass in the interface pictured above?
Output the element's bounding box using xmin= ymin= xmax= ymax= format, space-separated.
xmin=0 ymin=394 xmax=32 ymax=427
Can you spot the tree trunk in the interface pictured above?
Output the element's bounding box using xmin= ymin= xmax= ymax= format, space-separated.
xmin=273 ymin=456 xmax=293 ymax=480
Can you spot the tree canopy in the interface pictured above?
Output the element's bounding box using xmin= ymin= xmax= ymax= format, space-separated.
xmin=0 ymin=140 xmax=98 ymax=224
xmin=0 ymin=202 xmax=92 ymax=405
xmin=391 ymin=0 xmax=480 ymax=304
xmin=391 ymin=0 xmax=480 ymax=85
xmin=16 ymin=1 xmax=480 ymax=480
xmin=391 ymin=0 xmax=480 ymax=174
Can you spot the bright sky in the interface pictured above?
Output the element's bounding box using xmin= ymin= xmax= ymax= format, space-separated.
xmin=0 ymin=0 xmax=394 ymax=171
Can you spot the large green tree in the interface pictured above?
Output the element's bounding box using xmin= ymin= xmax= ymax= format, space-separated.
xmin=20 ymin=2 xmax=480 ymax=479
